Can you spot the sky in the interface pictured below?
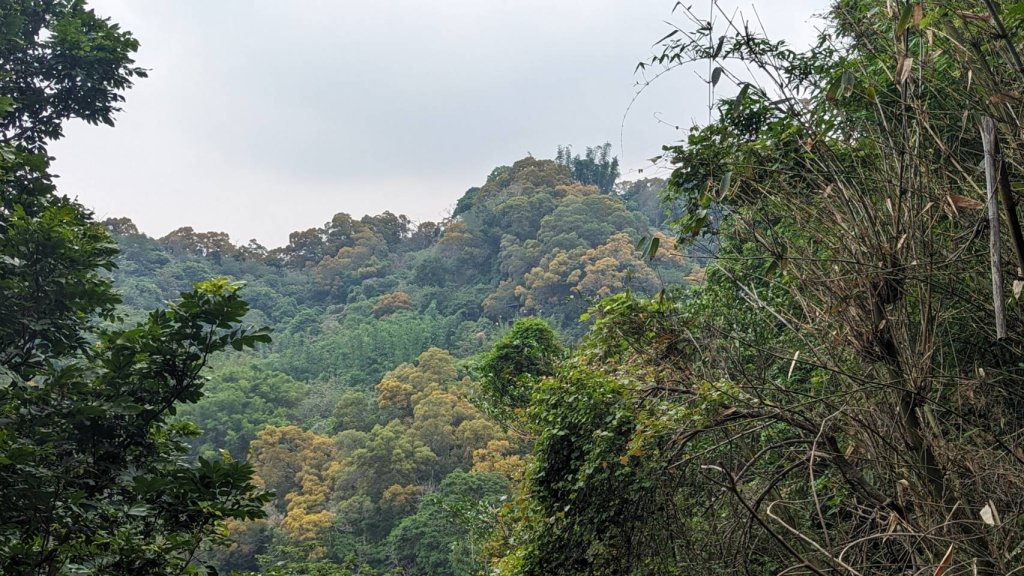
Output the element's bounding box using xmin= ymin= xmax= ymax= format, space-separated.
xmin=50 ymin=1 xmax=827 ymax=248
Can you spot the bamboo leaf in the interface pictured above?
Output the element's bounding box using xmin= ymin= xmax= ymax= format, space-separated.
xmin=647 ymin=237 xmax=660 ymax=260
xmin=933 ymin=545 xmax=953 ymax=576
xmin=711 ymin=66 xmax=723 ymax=87
xmin=841 ymin=70 xmax=856 ymax=97
xmin=990 ymin=92 xmax=1022 ymax=105
xmin=732 ymin=83 xmax=750 ymax=117
xmin=912 ymin=3 xmax=924 ymax=27
xmin=896 ymin=3 xmax=914 ymax=39
xmin=654 ymin=28 xmax=679 ymax=46
xmin=980 ymin=501 xmax=1000 ymax=526
xmin=711 ymin=35 xmax=725 ymax=59
xmin=896 ymin=57 xmax=914 ymax=85
xmin=955 ymin=11 xmax=993 ymax=24
xmin=787 ymin=350 xmax=800 ymax=380
xmin=947 ymin=194 xmax=984 ymax=210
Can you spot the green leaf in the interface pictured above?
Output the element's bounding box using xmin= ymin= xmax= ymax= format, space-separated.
xmin=711 ymin=35 xmax=726 ymax=59
xmin=711 ymin=66 xmax=724 ymax=87
xmin=732 ymin=84 xmax=750 ymax=117
xmin=126 ymin=505 xmax=153 ymax=517
xmin=647 ymin=237 xmax=660 ymax=261
xmin=654 ymin=28 xmax=680 ymax=46
xmin=895 ymin=3 xmax=914 ymax=39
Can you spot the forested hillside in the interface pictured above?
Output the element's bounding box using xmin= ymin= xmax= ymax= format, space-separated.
xmin=7 ymin=0 xmax=1024 ymax=575
xmin=100 ymin=154 xmax=693 ymax=574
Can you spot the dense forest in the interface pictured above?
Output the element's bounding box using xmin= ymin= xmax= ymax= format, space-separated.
xmin=100 ymin=152 xmax=694 ymax=575
xmin=6 ymin=0 xmax=1024 ymax=575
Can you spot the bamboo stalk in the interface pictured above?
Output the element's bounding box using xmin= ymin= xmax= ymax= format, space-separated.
xmin=981 ymin=117 xmax=1008 ymax=339
xmin=997 ymin=148 xmax=1024 ymax=275
xmin=983 ymin=0 xmax=1024 ymax=82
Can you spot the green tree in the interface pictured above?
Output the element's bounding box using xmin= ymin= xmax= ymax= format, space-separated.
xmin=0 ymin=278 xmax=273 ymax=574
xmin=477 ymin=318 xmax=562 ymax=411
xmin=0 ymin=0 xmax=146 ymax=150
xmin=555 ymin=143 xmax=620 ymax=194
xmin=159 ymin=226 xmax=237 ymax=263
xmin=179 ymin=362 xmax=306 ymax=459
xmin=387 ymin=471 xmax=508 ymax=576
xmin=0 ymin=3 xmax=272 ymax=573
xmin=536 ymin=193 xmax=647 ymax=249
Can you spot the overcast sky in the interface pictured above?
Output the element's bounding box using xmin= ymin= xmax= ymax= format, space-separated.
xmin=50 ymin=1 xmax=827 ymax=248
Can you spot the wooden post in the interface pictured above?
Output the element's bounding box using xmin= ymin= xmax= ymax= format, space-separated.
xmin=981 ymin=117 xmax=1008 ymax=339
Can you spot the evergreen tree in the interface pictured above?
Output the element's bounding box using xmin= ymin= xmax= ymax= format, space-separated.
xmin=0 ymin=2 xmax=271 ymax=573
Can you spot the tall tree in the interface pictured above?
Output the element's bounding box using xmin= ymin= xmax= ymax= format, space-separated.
xmin=555 ymin=143 xmax=620 ymax=194
xmin=0 ymin=2 xmax=271 ymax=574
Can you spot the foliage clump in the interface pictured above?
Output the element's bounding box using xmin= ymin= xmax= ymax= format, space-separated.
xmin=486 ymin=1 xmax=1024 ymax=575
xmin=478 ymin=318 xmax=562 ymax=411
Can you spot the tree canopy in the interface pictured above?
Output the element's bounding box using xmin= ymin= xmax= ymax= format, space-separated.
xmin=0 ymin=3 xmax=270 ymax=574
